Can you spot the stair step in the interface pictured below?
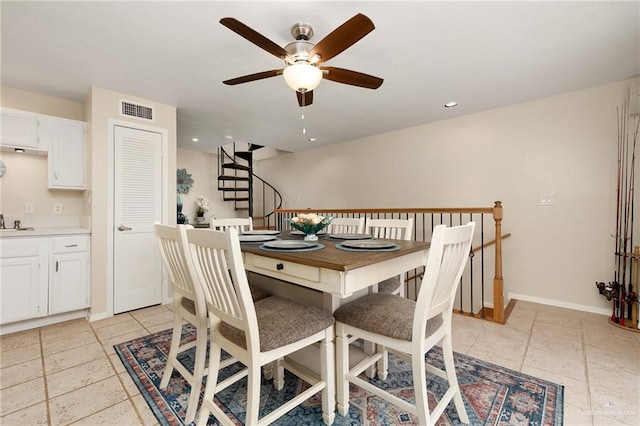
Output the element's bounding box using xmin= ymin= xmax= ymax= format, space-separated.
xmin=224 ymin=197 xmax=249 ymax=202
xmin=218 ymin=176 xmax=250 ymax=182
xmin=222 ymin=163 xmax=251 ymax=171
xmin=234 ymin=151 xmax=253 ymax=162
xmin=218 ymin=187 xmax=250 ymax=192
xmin=235 ymin=207 xmax=249 ymax=212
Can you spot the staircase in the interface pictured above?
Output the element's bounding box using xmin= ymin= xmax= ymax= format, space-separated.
xmin=217 ymin=143 xmax=283 ymax=229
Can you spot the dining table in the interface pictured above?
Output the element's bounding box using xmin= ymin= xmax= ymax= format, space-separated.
xmin=240 ymin=232 xmax=430 ymax=313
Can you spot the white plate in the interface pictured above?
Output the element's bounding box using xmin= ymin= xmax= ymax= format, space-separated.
xmin=239 ymin=235 xmax=278 ymax=243
xmin=290 ymin=230 xmax=327 ymax=236
xmin=328 ymin=233 xmax=372 ymax=240
xmin=341 ymin=240 xmax=397 ymax=249
xmin=241 ymin=230 xmax=281 ymax=235
xmin=262 ymin=240 xmax=318 ymax=249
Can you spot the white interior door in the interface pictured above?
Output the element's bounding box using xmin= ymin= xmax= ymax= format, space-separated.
xmin=113 ymin=125 xmax=163 ymax=313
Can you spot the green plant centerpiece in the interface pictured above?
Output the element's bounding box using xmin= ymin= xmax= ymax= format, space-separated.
xmin=289 ymin=213 xmax=333 ymax=242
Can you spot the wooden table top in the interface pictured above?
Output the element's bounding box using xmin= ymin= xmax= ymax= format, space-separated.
xmin=240 ymin=235 xmax=430 ymax=272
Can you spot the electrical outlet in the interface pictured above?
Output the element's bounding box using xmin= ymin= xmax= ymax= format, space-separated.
xmin=54 ymin=203 xmax=63 ymax=214
xmin=25 ymin=203 xmax=35 ymax=214
xmin=539 ymin=194 xmax=554 ymax=206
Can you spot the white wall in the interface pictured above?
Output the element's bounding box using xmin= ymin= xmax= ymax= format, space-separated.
xmin=256 ymin=78 xmax=640 ymax=313
xmin=176 ymin=148 xmax=239 ymax=222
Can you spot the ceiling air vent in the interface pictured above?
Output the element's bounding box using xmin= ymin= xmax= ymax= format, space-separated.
xmin=120 ymin=100 xmax=154 ymax=122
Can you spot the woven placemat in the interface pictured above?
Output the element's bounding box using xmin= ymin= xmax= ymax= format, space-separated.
xmin=335 ymin=243 xmax=401 ymax=252
xmin=259 ymin=243 xmax=325 ymax=253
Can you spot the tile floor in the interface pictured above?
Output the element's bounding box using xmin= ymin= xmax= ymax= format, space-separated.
xmin=1 ymin=301 xmax=639 ymax=425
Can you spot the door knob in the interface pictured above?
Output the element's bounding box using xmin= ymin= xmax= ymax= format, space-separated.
xmin=117 ymin=225 xmax=132 ymax=231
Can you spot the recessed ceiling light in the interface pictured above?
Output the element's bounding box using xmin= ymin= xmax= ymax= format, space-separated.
xmin=192 ymin=138 xmax=199 ymax=142
xmin=444 ymin=102 xmax=458 ymax=108
xmin=14 ymin=148 xmax=25 ymax=153
xmin=308 ymin=138 xmax=317 ymax=142
xmin=223 ymin=135 xmax=233 ymax=140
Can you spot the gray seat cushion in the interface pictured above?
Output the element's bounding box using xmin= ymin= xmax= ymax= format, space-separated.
xmin=220 ymin=296 xmax=335 ymax=352
xmin=334 ymin=293 xmax=442 ymax=341
xmin=249 ymin=286 xmax=270 ymax=302
xmin=181 ymin=297 xmax=196 ymax=315
xmin=378 ymin=276 xmax=401 ymax=294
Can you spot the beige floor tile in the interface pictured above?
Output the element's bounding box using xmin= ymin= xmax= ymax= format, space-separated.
xmin=47 ymin=357 xmax=116 ymax=398
xmin=0 ymin=358 xmax=43 ymax=389
xmin=536 ymin=305 xmax=582 ymax=329
xmin=466 ymin=323 xmax=529 ymax=367
xmin=130 ymin=304 xmax=170 ymax=320
xmin=109 ymin=353 xmax=127 ymax=374
xmin=0 ymin=343 xmax=42 ymax=369
xmin=91 ymin=313 xmax=135 ymax=330
xmin=0 ymin=329 xmax=40 ymax=352
xmin=0 ymin=377 xmax=45 ymax=416
xmin=564 ymin=403 xmax=595 ymax=426
xmin=101 ymin=329 xmax=150 ymax=356
xmin=585 ymin=342 xmax=640 ymax=374
xmin=119 ymin=371 xmax=141 ymax=397
xmin=39 ymin=318 xmax=93 ymax=343
xmin=531 ymin=320 xmax=583 ymax=341
xmin=467 ymin=345 xmax=524 ymax=371
xmin=48 ymin=376 xmax=128 ymax=424
xmin=94 ymin=320 xmax=146 ymax=342
xmin=42 ymin=330 xmax=98 ymax=356
xmin=135 ymin=310 xmax=175 ymax=329
xmin=529 ymin=330 xmax=583 ymax=353
xmin=582 ymin=327 xmax=637 ymax=350
xmin=45 ymin=341 xmax=106 ymax=374
xmin=0 ymin=401 xmax=48 ymax=425
xmin=503 ymin=314 xmax=535 ymax=333
xmin=479 ymin=320 xmax=531 ymax=344
xmin=131 ymin=393 xmax=160 ymax=426
xmin=587 ymin=362 xmax=639 ymax=396
xmin=589 ymin=385 xmax=640 ymax=426
xmin=145 ymin=321 xmax=175 ymax=335
xmin=522 ymin=345 xmax=586 ymax=382
xmin=70 ymin=400 xmax=141 ymax=425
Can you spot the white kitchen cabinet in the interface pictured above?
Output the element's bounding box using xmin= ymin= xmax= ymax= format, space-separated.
xmin=0 ymin=107 xmax=48 ymax=152
xmin=47 ymin=117 xmax=87 ymax=190
xmin=49 ymin=235 xmax=90 ymax=314
xmin=0 ymin=238 xmax=49 ymax=324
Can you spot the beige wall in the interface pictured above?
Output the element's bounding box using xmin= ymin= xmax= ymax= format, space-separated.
xmin=88 ymin=86 xmax=177 ymax=317
xmin=176 ymin=148 xmax=239 ymax=221
xmin=257 ymin=78 xmax=640 ymax=314
xmin=0 ymin=87 xmax=86 ymax=217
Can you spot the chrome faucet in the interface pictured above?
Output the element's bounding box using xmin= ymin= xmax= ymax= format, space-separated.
xmin=13 ymin=220 xmax=20 ymax=230
xmin=0 ymin=214 xmax=4 ymax=229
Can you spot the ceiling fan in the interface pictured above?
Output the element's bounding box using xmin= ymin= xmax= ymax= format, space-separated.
xmin=220 ymin=13 xmax=384 ymax=107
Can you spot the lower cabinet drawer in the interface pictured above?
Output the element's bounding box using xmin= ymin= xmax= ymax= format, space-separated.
xmin=0 ymin=238 xmax=42 ymax=258
xmin=51 ymin=235 xmax=89 ymax=254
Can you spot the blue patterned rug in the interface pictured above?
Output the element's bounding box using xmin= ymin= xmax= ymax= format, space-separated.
xmin=114 ymin=324 xmax=563 ymax=425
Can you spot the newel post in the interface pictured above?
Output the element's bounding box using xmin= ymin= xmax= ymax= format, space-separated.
xmin=492 ymin=201 xmax=505 ymax=323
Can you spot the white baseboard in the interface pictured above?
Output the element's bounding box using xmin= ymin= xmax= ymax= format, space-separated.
xmin=508 ymin=293 xmax=611 ymax=316
xmin=1 ymin=310 xmax=88 ymax=336
xmin=88 ymin=311 xmax=111 ymax=322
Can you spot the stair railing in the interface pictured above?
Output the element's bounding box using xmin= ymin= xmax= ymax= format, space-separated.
xmin=274 ymin=201 xmax=510 ymax=324
xmin=217 ymin=146 xmax=283 ymax=227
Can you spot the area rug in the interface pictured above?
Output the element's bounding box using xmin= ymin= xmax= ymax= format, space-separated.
xmin=115 ymin=324 xmax=564 ymax=425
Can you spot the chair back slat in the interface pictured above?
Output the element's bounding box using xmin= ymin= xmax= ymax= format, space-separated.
xmin=365 ymin=218 xmax=414 ymax=240
xmin=415 ymin=223 xmax=475 ymax=333
xmin=185 ymin=228 xmax=259 ymax=343
xmin=327 ymin=217 xmax=365 ymax=234
xmin=154 ymin=223 xmax=206 ymax=311
xmin=210 ymin=217 xmax=253 ymax=233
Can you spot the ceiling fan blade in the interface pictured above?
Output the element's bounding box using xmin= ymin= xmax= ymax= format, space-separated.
xmin=309 ymin=13 xmax=375 ymax=64
xmin=223 ymin=69 xmax=283 ymax=85
xmin=220 ymin=17 xmax=290 ymax=60
xmin=297 ymin=91 xmax=314 ymax=107
xmin=321 ymin=67 xmax=383 ymax=89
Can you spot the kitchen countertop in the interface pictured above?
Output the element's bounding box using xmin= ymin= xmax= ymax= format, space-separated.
xmin=0 ymin=227 xmax=91 ymax=238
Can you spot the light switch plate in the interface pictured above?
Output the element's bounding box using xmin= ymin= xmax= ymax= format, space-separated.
xmin=54 ymin=203 xmax=63 ymax=214
xmin=25 ymin=203 xmax=34 ymax=214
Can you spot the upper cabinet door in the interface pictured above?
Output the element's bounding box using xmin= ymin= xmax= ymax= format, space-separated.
xmin=47 ymin=118 xmax=87 ymax=190
xmin=0 ymin=108 xmax=46 ymax=151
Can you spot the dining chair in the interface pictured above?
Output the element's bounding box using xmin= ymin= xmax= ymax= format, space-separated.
xmin=326 ymin=217 xmax=365 ymax=234
xmin=210 ymin=216 xmax=253 ymax=232
xmin=154 ymin=223 xmax=209 ymax=424
xmin=185 ymin=227 xmax=336 ymax=426
xmin=334 ymin=222 xmax=475 ymax=425
xmin=365 ymin=217 xmax=414 ymax=296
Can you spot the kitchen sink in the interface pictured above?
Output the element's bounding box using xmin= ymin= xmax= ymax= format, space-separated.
xmin=0 ymin=227 xmax=35 ymax=233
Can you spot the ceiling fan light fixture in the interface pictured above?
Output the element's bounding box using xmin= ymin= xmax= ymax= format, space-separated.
xmin=283 ymin=62 xmax=323 ymax=92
